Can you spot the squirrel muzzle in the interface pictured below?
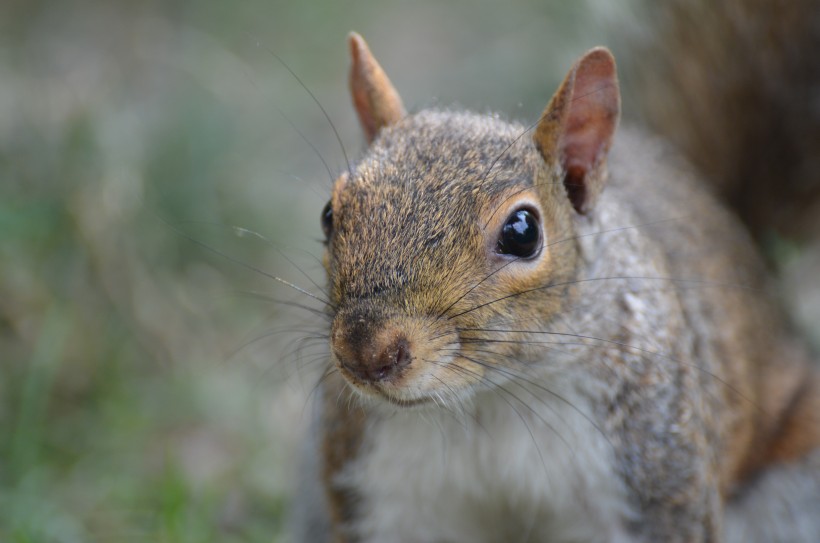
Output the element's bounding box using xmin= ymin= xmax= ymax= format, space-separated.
xmin=331 ymin=305 xmax=413 ymax=384
xmin=329 ymin=303 xmax=477 ymax=405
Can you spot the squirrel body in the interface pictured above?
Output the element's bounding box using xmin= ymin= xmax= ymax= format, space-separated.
xmin=291 ymin=27 xmax=820 ymax=543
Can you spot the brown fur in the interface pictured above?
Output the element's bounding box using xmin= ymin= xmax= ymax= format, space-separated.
xmin=321 ymin=373 xmax=366 ymax=540
xmin=295 ymin=27 xmax=820 ymax=543
xmin=348 ymin=32 xmax=406 ymax=144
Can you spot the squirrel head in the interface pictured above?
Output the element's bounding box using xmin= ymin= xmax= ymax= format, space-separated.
xmin=323 ymin=33 xmax=620 ymax=407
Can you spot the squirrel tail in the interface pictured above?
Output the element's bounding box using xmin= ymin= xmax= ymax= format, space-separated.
xmin=630 ymin=0 xmax=820 ymax=242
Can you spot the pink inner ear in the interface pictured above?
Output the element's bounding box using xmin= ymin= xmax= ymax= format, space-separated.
xmin=560 ymin=49 xmax=620 ymax=213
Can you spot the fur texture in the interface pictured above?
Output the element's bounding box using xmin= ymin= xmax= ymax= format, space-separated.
xmin=290 ymin=26 xmax=820 ymax=542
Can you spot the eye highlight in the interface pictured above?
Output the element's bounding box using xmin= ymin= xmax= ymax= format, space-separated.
xmin=496 ymin=208 xmax=541 ymax=258
xmin=321 ymin=200 xmax=333 ymax=240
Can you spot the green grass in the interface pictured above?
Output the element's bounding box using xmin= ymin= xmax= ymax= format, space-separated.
xmin=0 ymin=3 xmax=316 ymax=537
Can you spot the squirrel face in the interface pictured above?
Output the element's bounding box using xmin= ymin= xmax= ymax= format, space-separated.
xmin=323 ymin=34 xmax=620 ymax=406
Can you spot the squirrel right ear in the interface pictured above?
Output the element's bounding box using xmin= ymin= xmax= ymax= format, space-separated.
xmin=348 ymin=32 xmax=406 ymax=143
xmin=533 ymin=48 xmax=620 ymax=215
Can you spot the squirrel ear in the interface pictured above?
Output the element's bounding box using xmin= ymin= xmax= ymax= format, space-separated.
xmin=533 ymin=47 xmax=620 ymax=214
xmin=348 ymin=32 xmax=406 ymax=143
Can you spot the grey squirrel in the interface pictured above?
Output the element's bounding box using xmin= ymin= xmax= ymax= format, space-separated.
xmin=289 ymin=5 xmax=820 ymax=542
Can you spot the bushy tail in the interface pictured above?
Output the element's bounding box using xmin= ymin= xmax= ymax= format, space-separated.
xmin=630 ymin=0 xmax=820 ymax=242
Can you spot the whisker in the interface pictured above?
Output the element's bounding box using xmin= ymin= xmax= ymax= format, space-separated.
xmin=232 ymin=290 xmax=330 ymax=319
xmin=223 ymin=224 xmax=332 ymax=301
xmin=437 ymin=217 xmax=687 ymax=321
xmin=445 ymin=356 xmax=556 ymax=478
xmin=250 ymin=37 xmax=352 ymax=177
xmin=449 ymin=275 xmax=758 ymax=320
xmin=305 ymin=365 xmax=339 ymax=414
xmin=158 ymin=218 xmax=333 ymax=303
xmin=156 ymin=214 xmax=335 ymax=309
xmin=456 ymin=353 xmax=611 ymax=449
xmin=545 ymin=216 xmax=688 ymax=250
xmin=460 ymin=327 xmax=761 ymax=412
xmin=270 ymin=102 xmax=335 ymax=186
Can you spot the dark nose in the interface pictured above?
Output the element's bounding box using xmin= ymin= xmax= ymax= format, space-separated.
xmin=335 ymin=333 xmax=413 ymax=383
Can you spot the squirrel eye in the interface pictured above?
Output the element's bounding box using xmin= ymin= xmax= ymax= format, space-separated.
xmin=496 ymin=208 xmax=541 ymax=258
xmin=321 ymin=200 xmax=333 ymax=239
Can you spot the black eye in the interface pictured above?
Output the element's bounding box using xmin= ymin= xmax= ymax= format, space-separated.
xmin=321 ymin=200 xmax=333 ymax=240
xmin=496 ymin=208 xmax=541 ymax=258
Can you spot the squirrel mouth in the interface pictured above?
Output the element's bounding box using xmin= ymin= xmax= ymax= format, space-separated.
xmin=338 ymin=368 xmax=435 ymax=407
xmin=373 ymin=388 xmax=433 ymax=407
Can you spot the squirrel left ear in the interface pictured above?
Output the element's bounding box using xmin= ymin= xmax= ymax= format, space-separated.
xmin=348 ymin=32 xmax=406 ymax=143
xmin=534 ymin=47 xmax=620 ymax=214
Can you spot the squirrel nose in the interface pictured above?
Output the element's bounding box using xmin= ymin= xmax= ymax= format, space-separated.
xmin=334 ymin=331 xmax=413 ymax=383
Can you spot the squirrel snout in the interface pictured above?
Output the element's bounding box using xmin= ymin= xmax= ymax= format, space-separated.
xmin=332 ymin=318 xmax=413 ymax=384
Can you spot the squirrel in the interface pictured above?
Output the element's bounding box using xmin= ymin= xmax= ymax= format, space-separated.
xmin=288 ymin=6 xmax=820 ymax=543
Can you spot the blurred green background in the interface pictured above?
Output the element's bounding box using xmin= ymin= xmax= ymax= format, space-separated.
xmin=2 ymin=1 xmax=818 ymax=542
xmin=0 ymin=1 xmax=632 ymax=541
